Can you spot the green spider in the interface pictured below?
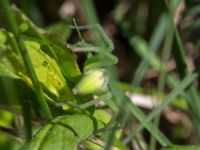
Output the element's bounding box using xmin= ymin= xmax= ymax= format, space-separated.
xmin=56 ymin=23 xmax=118 ymax=109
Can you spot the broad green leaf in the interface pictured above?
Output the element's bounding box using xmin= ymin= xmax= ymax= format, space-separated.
xmin=13 ymin=7 xmax=81 ymax=81
xmin=0 ymin=6 xmax=83 ymax=103
xmin=22 ymin=40 xmax=75 ymax=102
xmin=52 ymin=114 xmax=94 ymax=140
xmin=22 ymin=114 xmax=94 ymax=150
xmin=0 ymin=30 xmax=76 ymax=102
xmin=0 ymin=6 xmax=81 ymax=81
xmin=93 ymin=109 xmax=111 ymax=129
xmin=40 ymin=34 xmax=81 ymax=81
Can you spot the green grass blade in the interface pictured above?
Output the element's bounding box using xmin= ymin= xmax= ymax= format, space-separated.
xmin=131 ymin=13 xmax=169 ymax=86
xmin=124 ymin=67 xmax=200 ymax=143
xmin=109 ymin=79 xmax=171 ymax=147
xmin=166 ymin=0 xmax=200 ymax=136
xmin=150 ymin=25 xmax=174 ymax=150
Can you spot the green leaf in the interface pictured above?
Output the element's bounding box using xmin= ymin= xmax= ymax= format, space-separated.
xmin=13 ymin=7 xmax=81 ymax=81
xmin=22 ymin=40 xmax=75 ymax=102
xmin=93 ymin=109 xmax=111 ymax=129
xmin=22 ymin=114 xmax=94 ymax=150
xmin=0 ymin=30 xmax=76 ymax=103
xmin=0 ymin=6 xmax=82 ymax=102
xmin=0 ymin=6 xmax=81 ymax=82
xmin=40 ymin=35 xmax=81 ymax=81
